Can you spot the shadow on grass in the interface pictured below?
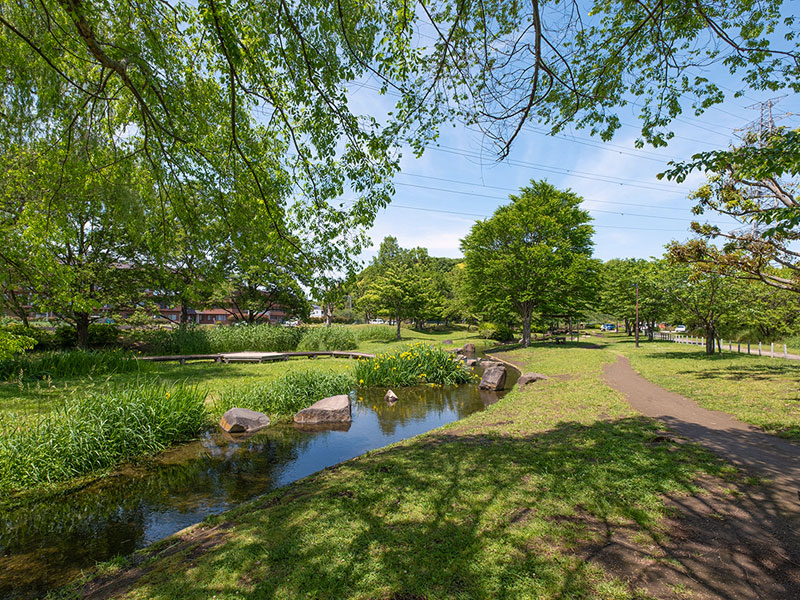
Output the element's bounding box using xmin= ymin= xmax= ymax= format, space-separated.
xmin=76 ymin=417 xmax=800 ymax=600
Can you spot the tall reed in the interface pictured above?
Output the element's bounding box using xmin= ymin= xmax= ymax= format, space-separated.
xmin=296 ymin=326 xmax=357 ymax=351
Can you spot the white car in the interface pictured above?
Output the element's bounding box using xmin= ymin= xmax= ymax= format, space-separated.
xmin=369 ymin=318 xmax=385 ymax=325
xmin=675 ymin=325 xmax=687 ymax=333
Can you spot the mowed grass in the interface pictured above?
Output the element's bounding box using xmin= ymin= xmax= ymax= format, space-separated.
xmin=610 ymin=336 xmax=800 ymax=442
xmin=74 ymin=343 xmax=732 ymax=600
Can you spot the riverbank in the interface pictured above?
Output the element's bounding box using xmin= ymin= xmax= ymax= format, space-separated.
xmin=68 ymin=342 xmax=789 ymax=600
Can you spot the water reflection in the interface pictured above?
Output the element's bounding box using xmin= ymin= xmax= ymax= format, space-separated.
xmin=1 ymin=373 xmax=514 ymax=599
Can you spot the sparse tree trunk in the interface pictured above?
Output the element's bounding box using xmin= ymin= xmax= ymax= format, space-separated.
xmin=75 ymin=312 xmax=90 ymax=348
xmin=180 ymin=303 xmax=189 ymax=325
xmin=624 ymin=318 xmax=631 ymax=335
xmin=705 ymin=329 xmax=716 ymax=355
xmin=325 ymin=302 xmax=334 ymax=327
xmin=396 ymin=309 xmax=402 ymax=339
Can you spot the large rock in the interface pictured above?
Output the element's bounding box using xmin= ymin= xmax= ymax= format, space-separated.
xmin=518 ymin=372 xmax=549 ymax=386
xmin=220 ymin=408 xmax=270 ymax=434
xmin=479 ymin=365 xmax=507 ymax=391
xmin=294 ymin=394 xmax=352 ymax=424
xmin=464 ymin=358 xmax=478 ymax=367
xmin=385 ymin=389 xmax=398 ymax=404
xmin=463 ymin=342 xmax=476 ymax=353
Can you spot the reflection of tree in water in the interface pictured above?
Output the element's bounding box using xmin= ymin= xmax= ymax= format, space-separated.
xmin=0 ymin=426 xmax=312 ymax=599
xmin=361 ymin=384 xmax=492 ymax=436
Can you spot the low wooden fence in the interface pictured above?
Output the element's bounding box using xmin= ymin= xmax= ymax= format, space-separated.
xmin=655 ymin=332 xmax=794 ymax=359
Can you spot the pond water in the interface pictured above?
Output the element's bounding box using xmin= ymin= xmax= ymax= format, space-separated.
xmin=0 ymin=366 xmax=517 ymax=599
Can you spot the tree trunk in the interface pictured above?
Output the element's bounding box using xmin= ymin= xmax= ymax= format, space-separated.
xmin=396 ymin=311 xmax=402 ymax=339
xmin=624 ymin=318 xmax=631 ymax=335
xmin=325 ymin=303 xmax=333 ymax=327
xmin=75 ymin=312 xmax=90 ymax=349
xmin=522 ymin=313 xmax=532 ymax=347
xmin=180 ymin=303 xmax=189 ymax=325
xmin=704 ymin=331 xmax=715 ymax=355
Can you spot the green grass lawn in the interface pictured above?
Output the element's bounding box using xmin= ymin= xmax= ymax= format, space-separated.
xmin=69 ymin=342 xmax=734 ymax=600
xmin=601 ymin=333 xmax=800 ymax=442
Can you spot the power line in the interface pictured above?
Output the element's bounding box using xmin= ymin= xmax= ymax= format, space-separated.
xmin=391 ymin=181 xmax=729 ymax=224
xmin=388 ymin=203 xmax=691 ymax=232
xmin=398 ymin=172 xmax=696 ymax=212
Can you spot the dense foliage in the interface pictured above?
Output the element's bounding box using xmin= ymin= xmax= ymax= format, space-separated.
xmin=461 ymin=181 xmax=599 ymax=346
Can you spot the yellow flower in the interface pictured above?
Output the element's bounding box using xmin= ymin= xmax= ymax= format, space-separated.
xmin=359 ymin=379 xmax=364 ymax=384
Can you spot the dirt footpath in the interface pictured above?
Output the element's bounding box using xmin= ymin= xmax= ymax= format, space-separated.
xmin=601 ymin=354 xmax=800 ymax=599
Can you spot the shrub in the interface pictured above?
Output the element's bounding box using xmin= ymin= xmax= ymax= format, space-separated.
xmin=215 ymin=371 xmax=354 ymax=418
xmin=353 ymin=342 xmax=476 ymax=387
xmin=478 ymin=322 xmax=515 ymax=342
xmin=297 ymin=326 xmax=357 ymax=351
xmin=0 ymin=324 xmax=55 ymax=350
xmin=0 ymin=330 xmax=36 ymax=361
xmin=0 ymin=381 xmax=208 ymax=492
xmin=0 ymin=349 xmax=141 ymax=381
xmin=355 ymin=325 xmax=396 ymax=343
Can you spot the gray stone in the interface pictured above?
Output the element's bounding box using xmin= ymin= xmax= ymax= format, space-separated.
xmin=465 ymin=358 xmax=478 ymax=367
xmin=463 ymin=342 xmax=476 ymax=353
xmin=442 ymin=339 xmax=453 ymax=345
xmin=518 ymin=372 xmax=549 ymax=386
xmin=479 ymin=365 xmax=507 ymax=391
xmin=294 ymin=394 xmax=352 ymax=424
xmin=220 ymin=407 xmax=270 ymax=434
xmin=384 ymin=389 xmax=398 ymax=404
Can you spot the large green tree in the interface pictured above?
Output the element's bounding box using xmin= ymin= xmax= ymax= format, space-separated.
xmin=461 ymin=180 xmax=598 ymax=346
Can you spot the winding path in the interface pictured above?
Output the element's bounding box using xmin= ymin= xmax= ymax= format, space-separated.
xmin=604 ymin=354 xmax=800 ymax=511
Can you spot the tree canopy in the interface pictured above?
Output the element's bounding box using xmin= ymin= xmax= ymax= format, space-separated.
xmin=461 ymin=180 xmax=598 ymax=346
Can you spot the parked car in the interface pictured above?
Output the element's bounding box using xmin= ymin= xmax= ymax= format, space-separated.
xmin=369 ymin=318 xmax=385 ymax=325
xmin=675 ymin=325 xmax=687 ymax=333
xmin=600 ymin=323 xmax=616 ymax=331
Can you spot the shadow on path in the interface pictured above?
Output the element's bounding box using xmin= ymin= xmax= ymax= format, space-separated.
xmin=604 ymin=354 xmax=800 ymax=511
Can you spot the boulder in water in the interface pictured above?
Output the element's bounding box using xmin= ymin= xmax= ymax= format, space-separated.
xmin=294 ymin=394 xmax=352 ymax=424
xmin=479 ymin=365 xmax=507 ymax=391
xmin=220 ymin=408 xmax=270 ymax=434
xmin=384 ymin=389 xmax=398 ymax=404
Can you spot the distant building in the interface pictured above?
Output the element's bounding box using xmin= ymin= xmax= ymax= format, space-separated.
xmin=309 ymin=305 xmax=324 ymax=319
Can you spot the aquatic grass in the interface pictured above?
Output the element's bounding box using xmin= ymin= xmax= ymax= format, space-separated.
xmin=0 ymin=348 xmax=141 ymax=382
xmin=0 ymin=381 xmax=208 ymax=492
xmin=296 ymin=326 xmax=357 ymax=352
xmin=215 ymin=371 xmax=354 ymax=418
xmin=353 ymin=342 xmax=477 ymax=387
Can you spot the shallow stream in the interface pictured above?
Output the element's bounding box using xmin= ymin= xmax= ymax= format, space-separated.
xmin=1 ymin=364 xmax=517 ymax=598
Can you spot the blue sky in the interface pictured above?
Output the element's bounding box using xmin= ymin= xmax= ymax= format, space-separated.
xmin=354 ymin=84 xmax=799 ymax=265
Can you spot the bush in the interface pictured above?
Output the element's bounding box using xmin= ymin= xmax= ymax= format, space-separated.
xmin=0 ymin=381 xmax=208 ymax=492
xmin=0 ymin=330 xmax=36 ymax=361
xmin=355 ymin=325 xmax=396 ymax=343
xmin=353 ymin=342 xmax=476 ymax=387
xmin=297 ymin=326 xmax=357 ymax=352
xmin=0 ymin=349 xmax=141 ymax=381
xmin=215 ymin=371 xmax=354 ymax=418
xmin=0 ymin=324 xmax=53 ymax=350
xmin=478 ymin=322 xmax=515 ymax=342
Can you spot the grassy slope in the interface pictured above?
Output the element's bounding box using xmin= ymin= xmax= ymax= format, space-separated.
xmin=606 ymin=333 xmax=800 ymax=441
xmin=77 ymin=343 xmax=731 ymax=600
